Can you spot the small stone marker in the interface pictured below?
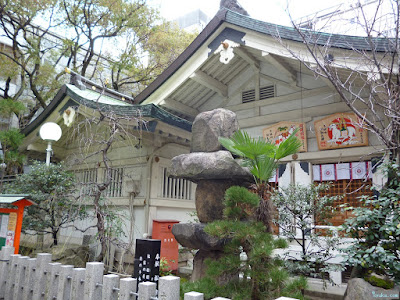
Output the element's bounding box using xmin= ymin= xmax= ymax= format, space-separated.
xmin=184 ymin=291 xmax=204 ymax=300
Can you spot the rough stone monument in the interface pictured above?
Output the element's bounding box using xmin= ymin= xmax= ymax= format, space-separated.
xmin=170 ymin=108 xmax=252 ymax=281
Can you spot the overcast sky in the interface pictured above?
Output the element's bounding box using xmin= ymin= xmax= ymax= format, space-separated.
xmin=147 ymin=0 xmax=349 ymax=26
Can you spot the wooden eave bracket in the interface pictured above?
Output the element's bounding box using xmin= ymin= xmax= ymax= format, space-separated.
xmin=190 ymin=70 xmax=228 ymax=97
xmin=262 ymin=51 xmax=297 ymax=84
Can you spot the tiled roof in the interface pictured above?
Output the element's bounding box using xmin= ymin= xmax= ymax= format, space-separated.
xmin=22 ymin=84 xmax=192 ymax=136
xmin=224 ymin=10 xmax=392 ymax=52
xmin=134 ymin=8 xmax=394 ymax=104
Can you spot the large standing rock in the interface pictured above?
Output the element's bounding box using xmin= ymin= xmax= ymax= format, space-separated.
xmin=191 ymin=108 xmax=239 ymax=152
xmin=169 ymin=151 xmax=251 ymax=182
xmin=344 ymin=278 xmax=399 ymax=300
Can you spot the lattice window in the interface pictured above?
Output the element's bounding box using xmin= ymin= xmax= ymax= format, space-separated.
xmin=104 ymin=168 xmax=123 ymax=197
xmin=75 ymin=169 xmax=98 ymax=196
xmin=316 ymin=179 xmax=373 ymax=226
xmin=161 ymin=167 xmax=194 ymax=200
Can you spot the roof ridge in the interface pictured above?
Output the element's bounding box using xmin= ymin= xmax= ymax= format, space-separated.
xmin=66 ymin=69 xmax=135 ymax=103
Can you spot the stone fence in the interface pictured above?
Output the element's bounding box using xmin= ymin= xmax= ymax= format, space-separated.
xmin=0 ymin=246 xmax=229 ymax=300
xmin=0 ymin=246 xmax=297 ymax=300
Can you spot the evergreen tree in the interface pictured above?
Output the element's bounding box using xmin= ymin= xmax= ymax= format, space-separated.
xmin=6 ymin=161 xmax=87 ymax=246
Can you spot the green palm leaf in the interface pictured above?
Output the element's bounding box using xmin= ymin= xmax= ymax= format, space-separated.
xmin=219 ymin=128 xmax=301 ymax=184
xmin=275 ymin=128 xmax=303 ymax=160
xmin=219 ymin=130 xmax=276 ymax=160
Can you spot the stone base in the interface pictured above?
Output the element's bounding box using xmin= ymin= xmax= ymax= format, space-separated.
xmin=196 ymin=179 xmax=251 ymax=222
xmin=192 ymin=249 xmax=224 ymax=282
xmin=344 ymin=278 xmax=399 ymax=300
xmin=192 ymin=249 xmax=238 ymax=284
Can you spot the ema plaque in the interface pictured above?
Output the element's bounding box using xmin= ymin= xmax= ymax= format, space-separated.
xmin=262 ymin=121 xmax=307 ymax=152
xmin=314 ymin=112 xmax=368 ymax=150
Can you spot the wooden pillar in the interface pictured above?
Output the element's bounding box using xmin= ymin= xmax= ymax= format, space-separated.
xmin=13 ymin=205 xmax=24 ymax=254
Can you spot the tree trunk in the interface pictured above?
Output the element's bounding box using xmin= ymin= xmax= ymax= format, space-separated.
xmin=52 ymin=231 xmax=58 ymax=246
xmin=94 ymin=192 xmax=106 ymax=262
xmin=254 ymin=183 xmax=274 ymax=233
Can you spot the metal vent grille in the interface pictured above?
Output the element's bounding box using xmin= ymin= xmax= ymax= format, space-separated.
xmin=242 ymin=89 xmax=255 ymax=103
xmin=260 ymin=85 xmax=275 ymax=100
xmin=242 ymin=85 xmax=275 ymax=103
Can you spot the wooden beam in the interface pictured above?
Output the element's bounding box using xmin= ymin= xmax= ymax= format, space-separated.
xmin=262 ymin=51 xmax=297 ymax=84
xmin=308 ymin=63 xmax=337 ymax=92
xmin=190 ymin=70 xmax=228 ymax=97
xmin=238 ymin=102 xmax=350 ymax=128
xmin=255 ymin=72 xmax=260 ymax=101
xmin=234 ymin=47 xmax=260 ymax=70
xmin=320 ymin=76 xmax=338 ymax=92
xmin=260 ymin=73 xmax=301 ymax=91
xmin=226 ymin=86 xmax=332 ymax=111
xmin=280 ymin=146 xmax=382 ymax=163
xmin=160 ymin=98 xmax=200 ymax=118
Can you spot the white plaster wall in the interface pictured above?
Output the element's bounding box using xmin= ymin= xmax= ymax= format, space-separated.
xmin=278 ymin=163 xmax=292 ymax=188
xmin=155 ymin=207 xmax=197 ymax=224
xmin=294 ymin=162 xmax=312 ymax=186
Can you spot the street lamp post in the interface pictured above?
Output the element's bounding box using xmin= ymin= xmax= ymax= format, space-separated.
xmin=39 ymin=122 xmax=62 ymax=166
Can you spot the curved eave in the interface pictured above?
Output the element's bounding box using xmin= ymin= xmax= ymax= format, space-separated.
xmin=22 ymin=84 xmax=192 ymax=138
xmin=134 ymin=8 xmax=393 ymax=104
xmin=21 ymin=85 xmax=68 ymax=137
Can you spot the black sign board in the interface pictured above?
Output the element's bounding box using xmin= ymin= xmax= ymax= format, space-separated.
xmin=133 ymin=239 xmax=161 ymax=285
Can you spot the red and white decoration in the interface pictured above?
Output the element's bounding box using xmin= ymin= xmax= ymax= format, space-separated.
xmin=313 ymin=161 xmax=371 ymax=181
xmin=321 ymin=164 xmax=335 ymax=181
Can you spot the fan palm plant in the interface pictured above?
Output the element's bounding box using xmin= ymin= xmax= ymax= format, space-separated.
xmin=219 ymin=129 xmax=302 ymax=232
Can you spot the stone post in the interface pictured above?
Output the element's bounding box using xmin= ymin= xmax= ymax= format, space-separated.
xmin=0 ymin=247 xmax=14 ymax=298
xmin=22 ymin=258 xmax=37 ymax=300
xmin=32 ymin=253 xmax=52 ymax=300
xmin=5 ymin=254 xmax=21 ymax=300
xmin=138 ymin=282 xmax=156 ymax=300
xmin=184 ymin=291 xmax=204 ymax=300
xmin=102 ymin=274 xmax=119 ymax=300
xmin=158 ymin=275 xmax=180 ymax=300
xmin=57 ymin=265 xmax=73 ymax=300
xmin=13 ymin=256 xmax=28 ymax=300
xmin=83 ymin=262 xmax=104 ymax=300
xmin=71 ymin=268 xmax=85 ymax=300
xmin=119 ymin=278 xmax=137 ymax=300
xmin=47 ymin=262 xmax=62 ymax=300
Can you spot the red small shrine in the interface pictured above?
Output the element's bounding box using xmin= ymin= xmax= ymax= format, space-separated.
xmin=0 ymin=195 xmax=34 ymax=254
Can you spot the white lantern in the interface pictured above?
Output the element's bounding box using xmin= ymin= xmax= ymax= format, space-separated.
xmin=39 ymin=122 xmax=62 ymax=142
xmin=39 ymin=122 xmax=62 ymax=165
